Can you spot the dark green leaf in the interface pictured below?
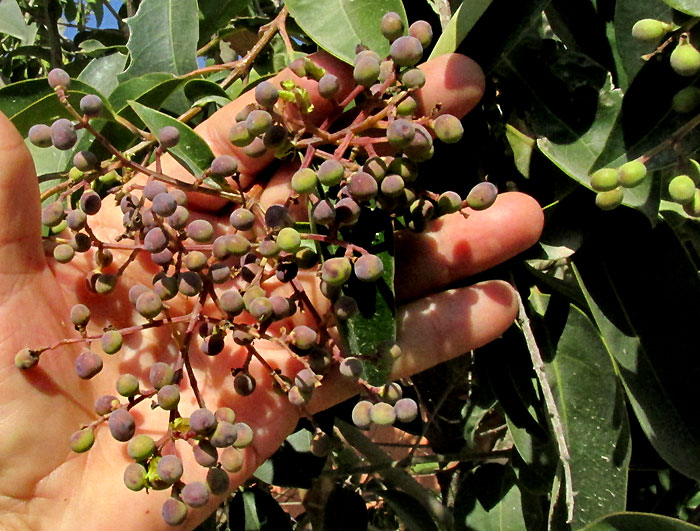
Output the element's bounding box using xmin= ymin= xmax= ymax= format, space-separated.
xmin=78 ymin=53 xmax=128 ymax=97
xmin=659 ymin=0 xmax=700 ymax=16
xmin=286 ymin=0 xmax=406 ymax=64
xmin=379 ymin=489 xmax=438 ymax=531
xmin=229 ymin=487 xmax=292 ymax=531
xmin=0 ymin=0 xmax=37 ymax=44
xmin=119 ymin=0 xmax=199 ymax=81
xmin=198 ymin=0 xmax=255 ymax=49
xmin=430 ymin=0 xmax=495 ymax=59
xmin=109 ymin=73 xmax=181 ymax=114
xmin=183 ymin=79 xmax=231 ymax=103
xmin=573 ymin=214 xmax=700 ymax=482
xmin=544 ymin=304 xmax=630 ymax=527
xmin=580 ymin=511 xmax=700 ymax=530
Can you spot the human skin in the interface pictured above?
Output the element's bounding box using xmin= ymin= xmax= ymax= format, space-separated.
xmin=0 ymin=52 xmax=543 ymax=530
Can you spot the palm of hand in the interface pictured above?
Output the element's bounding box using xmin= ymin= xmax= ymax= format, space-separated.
xmin=0 ymin=52 xmax=543 ymax=530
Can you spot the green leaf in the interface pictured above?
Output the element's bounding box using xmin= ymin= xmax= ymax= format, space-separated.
xmin=78 ymin=53 xmax=128 ymax=97
xmin=429 ymin=0 xmax=495 ymax=59
xmin=0 ymin=79 xmax=115 ymax=136
xmin=183 ymin=79 xmax=231 ymax=104
xmin=454 ymin=464 xmax=527 ymax=531
xmin=197 ymin=0 xmax=254 ymax=49
xmin=336 ymin=210 xmax=396 ymax=386
xmin=579 ymin=512 xmax=700 ymax=530
xmin=127 ymin=100 xmax=218 ymax=184
xmin=572 ymin=215 xmax=700 ymax=483
xmin=119 ymin=0 xmax=199 ymax=81
xmin=229 ymin=487 xmax=292 ymax=531
xmin=0 ymin=0 xmax=37 ymax=44
xmin=109 ymin=73 xmax=181 ymax=114
xmin=613 ymin=0 xmax=675 ymax=91
xmin=659 ymin=0 xmax=700 ymax=16
xmin=543 ymin=304 xmax=630 ymax=528
xmin=505 ymin=124 xmax=534 ymax=178
xmin=286 ymin=0 xmax=406 ymax=64
xmin=379 ymin=490 xmax=439 ymax=531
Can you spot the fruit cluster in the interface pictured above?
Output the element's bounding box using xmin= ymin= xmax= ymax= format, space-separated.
xmin=15 ymin=12 xmax=494 ymax=526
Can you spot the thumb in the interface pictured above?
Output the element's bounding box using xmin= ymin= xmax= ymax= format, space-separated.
xmin=0 ymin=111 xmax=45 ymax=277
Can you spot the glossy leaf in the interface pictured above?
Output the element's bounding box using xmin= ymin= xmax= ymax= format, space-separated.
xmin=429 ymin=0 xmax=495 ymax=59
xmin=580 ymin=512 xmax=700 ymax=530
xmin=0 ymin=0 xmax=37 ymax=44
xmin=543 ymin=304 xmax=630 ymax=528
xmin=659 ymin=0 xmax=700 ymax=16
xmin=119 ymin=0 xmax=199 ymax=81
xmin=286 ymin=0 xmax=406 ymax=64
xmin=572 ymin=214 xmax=700 ymax=482
xmin=78 ymin=53 xmax=128 ymax=97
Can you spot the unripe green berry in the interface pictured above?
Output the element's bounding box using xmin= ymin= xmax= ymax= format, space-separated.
xmin=617 ymin=160 xmax=647 ymax=188
xmin=101 ymin=330 xmax=123 ymax=354
xmin=70 ymin=428 xmax=95 ymax=453
xmin=317 ymin=159 xmax=344 ymax=186
xmin=671 ymin=38 xmax=700 ymax=77
xmin=321 ymin=257 xmax=352 ymax=286
xmin=595 ymin=187 xmax=624 ymax=211
xmin=276 ymin=227 xmax=302 ymax=253
xmin=672 ymin=86 xmax=700 ymax=113
xmin=291 ymin=168 xmax=318 ymax=194
xmin=127 ymin=434 xmax=156 ymax=461
xmin=590 ymin=168 xmax=619 ymax=192
xmin=631 ymin=19 xmax=671 ymax=42
xmin=433 ymin=114 xmax=463 ymax=144
xmin=668 ymin=174 xmax=696 ymax=203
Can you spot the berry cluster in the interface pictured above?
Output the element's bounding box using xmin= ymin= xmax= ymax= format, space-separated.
xmin=16 ymin=12 xmax=495 ymax=526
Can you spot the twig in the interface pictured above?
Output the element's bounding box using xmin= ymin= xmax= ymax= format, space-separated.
xmin=516 ymin=292 xmax=575 ymax=524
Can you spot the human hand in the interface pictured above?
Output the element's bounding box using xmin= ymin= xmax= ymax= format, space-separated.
xmin=0 ymin=52 xmax=543 ymax=530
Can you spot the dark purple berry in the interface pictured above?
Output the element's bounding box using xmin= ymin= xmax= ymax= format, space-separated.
xmin=144 ymin=227 xmax=168 ymax=253
xmin=210 ymin=421 xmax=238 ymax=447
xmin=144 ymin=180 xmax=167 ymax=200
xmin=28 ymin=124 xmax=52 ymax=147
xmin=206 ymin=468 xmax=230 ymax=495
xmin=157 ymin=454 xmax=184 ymax=484
xmin=79 ymin=190 xmax=102 ymax=215
xmin=190 ymin=408 xmax=217 ymax=435
xmin=47 ymin=68 xmax=70 ymax=89
xmin=79 ymin=94 xmax=103 ymax=116
xmin=50 ymin=119 xmax=77 ymax=150
xmin=178 ymin=271 xmax=203 ymax=297
xmin=161 ymin=498 xmax=187 ymax=525
xmin=181 ymin=481 xmax=209 ymax=508
xmin=186 ymin=219 xmax=214 ymax=242
xmin=149 ymin=362 xmax=174 ymax=390
xmin=109 ymin=408 xmax=136 ymax=441
xmin=193 ymin=440 xmax=218 ymax=467
xmin=158 ymin=126 xmax=180 ymax=148
xmin=152 ymin=192 xmax=177 ymax=217
xmin=347 ymin=171 xmax=378 ymax=201
xmin=255 ymin=81 xmax=279 ymax=107
xmin=94 ymin=394 xmax=119 ymax=416
xmin=234 ymin=372 xmax=257 ymax=396
xmin=211 ymin=155 xmax=239 ymax=176
xmin=73 ymin=150 xmax=98 ymax=172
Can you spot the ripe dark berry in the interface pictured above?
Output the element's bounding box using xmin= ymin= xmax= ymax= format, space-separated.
xmin=255 ymin=80 xmax=279 ymax=107
xmin=109 ymin=408 xmax=136 ymax=441
xmin=94 ymin=273 xmax=116 ymax=295
xmin=42 ymin=201 xmax=65 ymax=227
xmin=167 ymin=205 xmax=189 ymax=229
xmin=152 ymin=192 xmax=177 ymax=217
xmin=70 ymin=232 xmax=92 ymax=253
xmin=211 ymin=155 xmax=239 ymax=176
xmin=202 ymin=333 xmax=225 ymax=355
xmin=157 ymin=454 xmax=184 ymax=484
xmin=70 ymin=303 xmax=91 ymax=326
xmin=347 ymin=171 xmax=378 ymax=201
xmin=390 ymin=36 xmax=423 ymax=67
xmin=263 ymin=124 xmax=288 ymax=148
xmin=181 ymin=481 xmax=209 ymax=508
xmin=207 ymin=468 xmax=230 ymax=495
xmin=47 ymin=68 xmax=70 ymax=89
xmin=158 ymin=126 xmax=180 ymax=148
xmin=265 ymin=204 xmax=294 ymax=229
xmin=144 ymin=227 xmax=169 ymax=253
xmin=190 ymin=408 xmax=217 ymax=435
xmin=79 ymin=94 xmax=103 ymax=116
xmin=210 ymin=421 xmax=238 ymax=447
xmin=354 ymin=253 xmax=384 ymax=282
xmin=193 ymin=440 xmax=218 ymax=468
xmin=144 ymin=180 xmax=167 ymax=200
xmin=50 ymin=119 xmax=77 ymax=150
xmin=334 ymin=295 xmax=359 ymax=320
xmin=28 ymin=124 xmax=52 ymax=147
xmin=161 ymin=498 xmax=187 ymax=526
xmin=178 ymin=271 xmax=203 ymax=297
xmin=409 ymin=20 xmax=433 ymax=48
xmin=312 ymin=199 xmax=336 ymax=226
xmin=79 ymin=190 xmax=102 ymax=215
xmin=154 ymin=275 xmax=178 ymax=300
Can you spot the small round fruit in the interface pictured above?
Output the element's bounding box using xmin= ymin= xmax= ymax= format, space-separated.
xmin=234 ymin=372 xmax=257 ymax=396
xmin=394 ymin=398 xmax=419 ymax=422
xmin=467 ymin=182 xmax=498 ymax=210
xmin=617 ymin=160 xmax=647 ymax=188
xmin=157 ymin=384 xmax=180 ymax=410
xmin=321 ymin=257 xmax=352 ymax=286
xmin=334 ymin=295 xmax=358 ymax=320
xmin=210 ymin=421 xmax=238 ymax=447
xmin=672 ymin=86 xmax=700 ymax=113
xmin=193 ymin=440 xmax=218 ymax=468
xmin=70 ymin=428 xmax=95 ymax=453
xmin=255 ymin=80 xmax=279 ymax=108
xmin=136 ymin=291 xmax=163 ymax=319
xmin=668 ymin=174 xmax=696 ymax=203
xmin=207 ymin=468 xmax=230 ymax=495
xmin=589 ymin=168 xmax=619 ymax=192
xmin=354 ymin=253 xmax=384 ymax=282
xmin=249 ymin=296 xmax=274 ymax=321
xmin=42 ymin=201 xmax=65 ymax=227
xmin=75 ymin=350 xmax=103 ymax=379
xmin=109 ymin=408 xmax=136 ymax=441
xmin=219 ymin=290 xmax=244 ymax=315
xmin=339 ymin=357 xmax=363 ymax=379
xmin=229 ymin=121 xmax=253 ymax=147
xmin=245 ymin=110 xmax=273 ymax=136
xmin=178 ymin=271 xmax=203 ymax=297
xmin=232 ymin=422 xmax=254 ymax=448
xmin=53 ymin=243 xmax=75 ymax=264
xmin=433 ymin=114 xmax=463 ymax=144
xmin=28 ymin=124 xmax=52 ymax=147
xmin=387 ymin=119 xmax=415 ymax=148
xmin=265 ymin=204 xmax=294 ymax=229
xmin=352 ymin=400 xmax=373 ymax=428
xmin=161 ymin=498 xmax=187 ymax=526
xmin=671 ymin=40 xmax=700 ymax=77
xmin=230 ymin=208 xmax=255 ymax=230
xmin=347 ymin=171 xmax=378 ymax=201
xmin=127 ymin=434 xmax=156 ymax=461
xmin=15 ymin=348 xmax=38 ymax=369
xmin=101 ymin=330 xmax=123 ymax=354
xmin=390 ymin=36 xmax=423 ymax=67
xmin=401 ymin=68 xmax=426 ymax=89
xmin=276 ymin=227 xmax=302 ymax=253
xmin=157 ymin=454 xmax=184 ymax=484
xmin=318 ymin=73 xmax=340 ymax=99
xmin=397 ymin=95 xmax=417 ymax=116
xmin=149 ymin=362 xmax=175 ymax=390
xmin=50 ymin=119 xmax=77 ymax=150
xmin=353 ymin=55 xmax=380 ymax=87
xmin=291 ymin=168 xmax=318 ymax=194
xmin=158 ymin=126 xmax=180 ymax=148
xmin=215 ymin=407 xmax=236 ymax=424
xmin=190 ymin=408 xmax=217 ymax=435
xmin=152 ymin=192 xmax=177 ymax=217
xmin=80 ymin=94 xmax=103 ymax=116
xmin=409 ymin=20 xmax=433 ymax=48
xmin=370 ymin=402 xmax=396 ymax=425
xmin=116 ymin=373 xmax=140 ymax=397
xmin=595 ymin=187 xmax=625 ymax=211
xmin=124 ymin=463 xmax=147 ymax=492
xmin=181 ymin=481 xmax=209 ymax=508
xmin=48 ymin=68 xmax=70 ymax=88
xmin=381 ymin=12 xmax=404 ymax=42
xmin=289 ymin=326 xmax=317 ymax=350
xmin=631 ymin=18 xmax=671 ymax=42
xmin=73 ymin=150 xmax=98 ymax=172
xmin=221 ymin=447 xmax=243 ymax=473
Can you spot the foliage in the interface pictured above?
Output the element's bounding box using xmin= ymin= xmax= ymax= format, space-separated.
xmin=3 ymin=0 xmax=700 ymax=529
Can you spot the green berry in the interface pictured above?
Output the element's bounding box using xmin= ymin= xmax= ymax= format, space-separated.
xmin=672 ymin=86 xmax=700 ymax=113
xmin=15 ymin=348 xmax=39 ymax=369
xmin=381 ymin=12 xmax=404 ymax=42
xmin=671 ymin=39 xmax=700 ymax=77
xmin=617 ymin=160 xmax=647 ymax=188
xmin=370 ymin=402 xmax=396 ymax=425
xmin=595 ymin=187 xmax=624 ymax=211
xmin=277 ymin=227 xmax=302 ymax=253
xmin=245 ymin=110 xmax=273 ymax=136
xmin=387 ymin=119 xmax=415 ymax=148
xmin=70 ymin=428 xmax=95 ymax=453
xmin=321 ymin=257 xmax=352 ymax=286
xmin=433 ymin=114 xmax=463 ymax=144
xmin=318 ymin=73 xmax=340 ymax=99
xmin=397 ymin=96 xmax=417 ymax=116
xmin=631 ymin=19 xmax=671 ymax=42
xmin=116 ymin=373 xmax=140 ymax=397
xmin=668 ymin=174 xmax=696 ymax=203
xmin=101 ymin=330 xmax=123 ymax=354
xmin=437 ymin=191 xmax=462 ymax=214
xmin=352 ymin=400 xmax=373 ymax=428
xmin=53 ymin=243 xmax=75 ymax=263
xmin=127 ymin=434 xmax=156 ymax=461
xmin=589 ymin=168 xmax=619 ymax=192
xmin=353 ymin=55 xmax=380 ymax=87
xmin=401 ymin=68 xmax=426 ymax=89
xmin=291 ymin=168 xmax=318 ymax=194
xmin=390 ymin=36 xmax=423 ymax=67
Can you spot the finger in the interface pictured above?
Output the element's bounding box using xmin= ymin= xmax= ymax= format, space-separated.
xmin=0 ymin=111 xmax=45 ymax=277
xmin=306 ymin=279 xmax=518 ymax=413
xmin=395 ymin=192 xmax=543 ymax=302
